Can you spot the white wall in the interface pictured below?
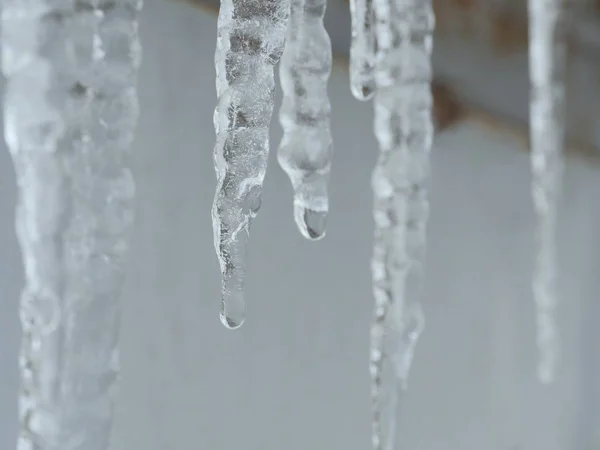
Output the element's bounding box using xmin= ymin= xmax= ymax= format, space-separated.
xmin=1 ymin=1 xmax=599 ymax=449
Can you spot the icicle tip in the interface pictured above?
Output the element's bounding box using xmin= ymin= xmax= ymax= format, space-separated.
xmin=219 ymin=284 xmax=246 ymax=329
xmin=293 ymin=202 xmax=328 ymax=241
xmin=219 ymin=309 xmax=245 ymax=330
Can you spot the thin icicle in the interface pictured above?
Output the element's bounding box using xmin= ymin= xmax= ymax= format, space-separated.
xmin=527 ymin=0 xmax=570 ymax=385
xmin=278 ymin=0 xmax=333 ymax=240
xmin=349 ymin=0 xmax=376 ymax=100
xmin=2 ymin=1 xmax=142 ymax=449
xmin=369 ymin=1 xmax=434 ymax=449
xmin=213 ymin=0 xmax=290 ymax=328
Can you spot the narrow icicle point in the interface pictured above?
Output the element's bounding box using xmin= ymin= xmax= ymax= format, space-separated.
xmin=278 ymin=0 xmax=333 ymax=241
xmin=369 ymin=0 xmax=434 ymax=448
xmin=213 ymin=0 xmax=290 ymax=327
xmin=349 ymin=0 xmax=376 ymax=100
xmin=2 ymin=1 xmax=143 ymax=448
xmin=527 ymin=0 xmax=570 ymax=385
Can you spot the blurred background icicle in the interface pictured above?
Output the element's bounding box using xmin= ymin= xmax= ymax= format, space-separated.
xmin=369 ymin=0 xmax=435 ymax=449
xmin=2 ymin=0 xmax=143 ymax=448
xmin=527 ymin=0 xmax=571 ymax=385
xmin=278 ymin=0 xmax=333 ymax=240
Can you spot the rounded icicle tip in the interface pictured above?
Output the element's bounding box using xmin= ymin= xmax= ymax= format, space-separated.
xmin=294 ymin=203 xmax=328 ymax=241
xmin=219 ymin=288 xmax=246 ymax=330
xmin=220 ymin=311 xmax=245 ymax=330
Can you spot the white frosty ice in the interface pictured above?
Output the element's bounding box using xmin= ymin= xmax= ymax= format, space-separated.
xmin=527 ymin=0 xmax=571 ymax=385
xmin=369 ymin=1 xmax=434 ymax=449
xmin=2 ymin=1 xmax=142 ymax=449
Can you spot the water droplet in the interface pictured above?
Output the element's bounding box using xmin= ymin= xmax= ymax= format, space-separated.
xmin=294 ymin=204 xmax=327 ymax=240
xmin=220 ymin=311 xmax=245 ymax=330
xmin=220 ymin=288 xmax=246 ymax=330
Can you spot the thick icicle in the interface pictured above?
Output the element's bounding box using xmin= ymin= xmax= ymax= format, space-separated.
xmin=278 ymin=0 xmax=333 ymax=240
xmin=213 ymin=0 xmax=290 ymax=328
xmin=527 ymin=0 xmax=570 ymax=384
xmin=369 ymin=1 xmax=434 ymax=449
xmin=349 ymin=0 xmax=376 ymax=100
xmin=2 ymin=1 xmax=142 ymax=449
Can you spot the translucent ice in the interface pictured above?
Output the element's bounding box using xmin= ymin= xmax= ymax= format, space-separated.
xmin=349 ymin=0 xmax=376 ymax=100
xmin=213 ymin=0 xmax=290 ymax=328
xmin=278 ymin=0 xmax=333 ymax=240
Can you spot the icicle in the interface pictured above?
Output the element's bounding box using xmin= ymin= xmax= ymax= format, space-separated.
xmin=2 ymin=1 xmax=142 ymax=449
xmin=349 ymin=0 xmax=376 ymax=100
xmin=277 ymin=0 xmax=333 ymax=240
xmin=369 ymin=1 xmax=434 ymax=449
xmin=527 ymin=0 xmax=570 ymax=385
xmin=213 ymin=0 xmax=290 ymax=328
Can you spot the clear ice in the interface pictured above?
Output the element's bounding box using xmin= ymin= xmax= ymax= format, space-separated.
xmin=349 ymin=0 xmax=376 ymax=100
xmin=278 ymin=0 xmax=333 ymax=240
xmin=369 ymin=1 xmax=434 ymax=449
xmin=2 ymin=0 xmax=143 ymax=449
xmin=527 ymin=0 xmax=570 ymax=384
xmin=213 ymin=0 xmax=290 ymax=328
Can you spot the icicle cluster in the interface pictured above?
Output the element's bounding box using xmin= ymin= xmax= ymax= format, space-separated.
xmin=369 ymin=1 xmax=434 ymax=449
xmin=212 ymin=0 xmax=290 ymax=328
xmin=278 ymin=0 xmax=333 ymax=240
xmin=207 ymin=0 xmax=573 ymax=439
xmin=2 ymin=1 xmax=142 ymax=448
xmin=527 ymin=0 xmax=570 ymax=385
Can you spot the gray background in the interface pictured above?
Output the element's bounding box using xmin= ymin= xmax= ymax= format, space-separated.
xmin=1 ymin=1 xmax=599 ymax=449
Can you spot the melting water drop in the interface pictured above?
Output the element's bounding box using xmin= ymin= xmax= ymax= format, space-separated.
xmin=220 ymin=290 xmax=246 ymax=330
xmin=294 ymin=203 xmax=328 ymax=241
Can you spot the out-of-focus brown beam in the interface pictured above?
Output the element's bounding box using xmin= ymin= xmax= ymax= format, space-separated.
xmin=177 ymin=0 xmax=600 ymax=161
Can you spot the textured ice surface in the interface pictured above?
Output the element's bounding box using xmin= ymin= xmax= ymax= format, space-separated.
xmin=2 ymin=1 xmax=142 ymax=448
xmin=278 ymin=0 xmax=333 ymax=240
xmin=212 ymin=0 xmax=290 ymax=328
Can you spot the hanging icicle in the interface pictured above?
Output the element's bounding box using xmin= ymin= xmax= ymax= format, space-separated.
xmin=213 ymin=0 xmax=290 ymax=328
xmin=527 ymin=0 xmax=570 ymax=385
xmin=2 ymin=0 xmax=143 ymax=449
xmin=369 ymin=1 xmax=434 ymax=449
xmin=349 ymin=0 xmax=376 ymax=100
xmin=278 ymin=0 xmax=333 ymax=240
